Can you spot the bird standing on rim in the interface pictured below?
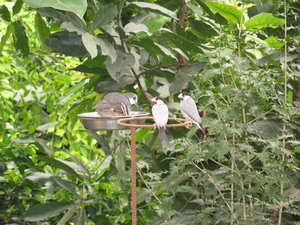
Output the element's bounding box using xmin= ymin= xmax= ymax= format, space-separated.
xmin=178 ymin=91 xmax=206 ymax=135
xmin=151 ymin=96 xmax=169 ymax=141
xmin=93 ymin=92 xmax=138 ymax=117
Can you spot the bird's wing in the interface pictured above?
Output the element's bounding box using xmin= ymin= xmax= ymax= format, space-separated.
xmin=180 ymin=98 xmax=202 ymax=124
xmin=93 ymin=93 xmax=130 ymax=115
xmin=152 ymin=104 xmax=169 ymax=128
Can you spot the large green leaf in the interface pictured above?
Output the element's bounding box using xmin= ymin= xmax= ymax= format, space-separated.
xmin=45 ymin=30 xmax=88 ymax=56
xmin=57 ymin=205 xmax=77 ymax=225
xmin=169 ymin=62 xmax=209 ymax=95
xmin=244 ymin=13 xmax=285 ymax=31
xmin=128 ymin=2 xmax=177 ymax=19
xmin=0 ymin=5 xmax=11 ymax=22
xmin=106 ymin=51 xmax=135 ymax=82
xmin=94 ymin=37 xmax=117 ymax=62
xmin=12 ymin=0 xmax=23 ymax=15
xmin=51 ymin=176 xmax=80 ymax=197
xmin=36 ymin=155 xmax=82 ymax=180
xmin=13 ymin=137 xmax=54 ymax=155
xmin=23 ymin=0 xmax=87 ymax=19
xmin=144 ymin=15 xmax=169 ymax=33
xmin=23 ymin=202 xmax=73 ymax=221
xmin=0 ymin=24 xmax=12 ymax=56
xmin=92 ymin=3 xmax=118 ymax=30
xmin=12 ymin=20 xmax=29 ymax=57
xmin=37 ymin=7 xmax=86 ymax=29
xmin=82 ymin=32 xmax=98 ymax=59
xmin=206 ymin=2 xmax=244 ymax=25
xmin=95 ymin=77 xmax=135 ymax=93
xmin=34 ymin=13 xmax=50 ymax=48
xmin=123 ymin=22 xmax=150 ymax=35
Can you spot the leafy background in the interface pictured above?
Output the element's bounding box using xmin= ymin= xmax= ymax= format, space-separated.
xmin=0 ymin=0 xmax=300 ymax=224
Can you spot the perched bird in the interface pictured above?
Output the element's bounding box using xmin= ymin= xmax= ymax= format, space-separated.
xmin=93 ymin=92 xmax=138 ymax=117
xmin=151 ymin=96 xmax=169 ymax=141
xmin=178 ymin=91 xmax=206 ymax=135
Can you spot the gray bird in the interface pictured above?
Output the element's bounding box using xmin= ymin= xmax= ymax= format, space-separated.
xmin=178 ymin=91 xmax=206 ymax=135
xmin=93 ymin=92 xmax=138 ymax=117
xmin=151 ymin=96 xmax=169 ymax=141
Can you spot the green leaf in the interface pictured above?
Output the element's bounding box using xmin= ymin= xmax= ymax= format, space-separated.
xmin=129 ymin=2 xmax=177 ymax=20
xmin=245 ymin=13 xmax=285 ymax=31
xmin=247 ymin=120 xmax=282 ymax=139
xmin=169 ymin=62 xmax=209 ymax=95
xmin=60 ymin=21 xmax=86 ymax=35
xmin=13 ymin=137 xmax=54 ymax=155
xmin=46 ymin=30 xmax=88 ymax=56
xmin=215 ymin=140 xmax=232 ymax=159
xmin=51 ymin=176 xmax=80 ymax=197
xmin=206 ymin=2 xmax=244 ymax=25
xmin=57 ymin=80 xmax=86 ymax=104
xmin=92 ymin=3 xmax=118 ymax=30
xmin=0 ymin=5 xmax=11 ymax=22
xmin=57 ymin=205 xmax=77 ymax=225
xmin=12 ymin=0 xmax=23 ymax=15
xmin=35 ymin=13 xmax=51 ymax=48
xmin=106 ymin=51 xmax=135 ymax=82
xmin=123 ymin=22 xmax=150 ymax=35
xmin=12 ymin=20 xmax=29 ymax=57
xmin=23 ymin=0 xmax=87 ymax=19
xmin=36 ymin=155 xmax=82 ymax=180
xmin=24 ymin=202 xmax=73 ymax=221
xmin=144 ymin=15 xmax=169 ymax=33
xmin=82 ymin=33 xmax=98 ymax=59
xmin=94 ymin=37 xmax=117 ymax=62
xmin=85 ymin=130 xmax=111 ymax=154
xmin=95 ymin=76 xmax=135 ymax=93
xmin=37 ymin=7 xmax=86 ymax=29
xmin=0 ymin=24 xmax=12 ymax=56
xmin=264 ymin=36 xmax=284 ymax=48
xmin=54 ymin=75 xmax=71 ymax=84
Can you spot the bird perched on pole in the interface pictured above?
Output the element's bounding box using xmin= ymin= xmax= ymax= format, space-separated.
xmin=178 ymin=91 xmax=206 ymax=136
xmin=151 ymin=96 xmax=169 ymax=141
xmin=93 ymin=92 xmax=138 ymax=117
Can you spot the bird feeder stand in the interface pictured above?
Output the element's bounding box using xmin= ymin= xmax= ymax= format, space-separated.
xmin=117 ymin=116 xmax=188 ymax=225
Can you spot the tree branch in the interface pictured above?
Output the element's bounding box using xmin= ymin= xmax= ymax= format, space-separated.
xmin=131 ymin=68 xmax=152 ymax=108
xmin=137 ymin=63 xmax=185 ymax=78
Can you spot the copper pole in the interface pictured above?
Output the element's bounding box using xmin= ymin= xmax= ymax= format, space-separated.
xmin=130 ymin=119 xmax=137 ymax=225
xmin=117 ymin=116 xmax=189 ymax=225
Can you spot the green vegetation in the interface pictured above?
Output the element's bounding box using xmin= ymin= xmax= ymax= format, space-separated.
xmin=0 ymin=0 xmax=299 ymax=224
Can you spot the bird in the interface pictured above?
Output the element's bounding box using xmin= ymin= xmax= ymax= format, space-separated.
xmin=151 ymin=96 xmax=169 ymax=141
xmin=178 ymin=91 xmax=206 ymax=135
xmin=93 ymin=92 xmax=138 ymax=117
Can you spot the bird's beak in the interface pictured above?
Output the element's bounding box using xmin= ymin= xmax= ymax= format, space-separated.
xmin=151 ymin=97 xmax=156 ymax=102
xmin=178 ymin=93 xmax=183 ymax=98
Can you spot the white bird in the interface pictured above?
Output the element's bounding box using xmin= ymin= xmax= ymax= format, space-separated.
xmin=151 ymin=96 xmax=169 ymax=141
xmin=178 ymin=91 xmax=206 ymax=135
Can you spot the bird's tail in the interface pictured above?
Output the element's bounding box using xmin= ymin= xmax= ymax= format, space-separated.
xmin=196 ymin=123 xmax=206 ymax=135
xmin=159 ymin=128 xmax=167 ymax=141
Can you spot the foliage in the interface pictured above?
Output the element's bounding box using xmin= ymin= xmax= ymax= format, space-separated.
xmin=0 ymin=0 xmax=300 ymax=224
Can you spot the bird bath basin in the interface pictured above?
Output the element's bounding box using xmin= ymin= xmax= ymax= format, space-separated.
xmin=77 ymin=111 xmax=150 ymax=130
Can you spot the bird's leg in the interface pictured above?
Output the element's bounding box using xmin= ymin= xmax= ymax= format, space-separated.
xmin=184 ymin=121 xmax=193 ymax=128
xmin=153 ymin=123 xmax=158 ymax=129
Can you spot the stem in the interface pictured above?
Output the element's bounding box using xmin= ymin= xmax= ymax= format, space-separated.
xmin=278 ymin=1 xmax=288 ymax=224
xmin=230 ymin=119 xmax=236 ymax=225
xmin=192 ymin=162 xmax=237 ymax=221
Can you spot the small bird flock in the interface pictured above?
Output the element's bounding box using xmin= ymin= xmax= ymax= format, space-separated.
xmin=93 ymin=91 xmax=205 ymax=141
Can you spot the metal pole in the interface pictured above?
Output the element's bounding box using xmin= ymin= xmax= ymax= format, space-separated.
xmin=130 ymin=119 xmax=137 ymax=225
